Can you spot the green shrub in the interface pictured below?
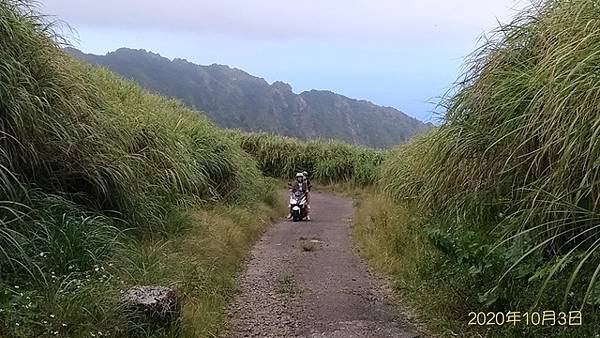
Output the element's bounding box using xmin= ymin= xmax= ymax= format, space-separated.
xmin=379 ymin=131 xmax=435 ymax=201
xmin=235 ymin=132 xmax=387 ymax=185
xmin=379 ymin=0 xmax=600 ymax=317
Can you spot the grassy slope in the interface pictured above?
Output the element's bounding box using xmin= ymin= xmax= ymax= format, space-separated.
xmin=0 ymin=1 xmax=284 ymax=337
xmin=354 ymin=1 xmax=600 ymax=337
xmin=353 ymin=192 xmax=600 ymax=338
xmin=118 ymin=202 xmax=285 ymax=338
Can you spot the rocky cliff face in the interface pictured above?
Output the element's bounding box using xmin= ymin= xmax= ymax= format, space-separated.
xmin=67 ymin=47 xmax=431 ymax=148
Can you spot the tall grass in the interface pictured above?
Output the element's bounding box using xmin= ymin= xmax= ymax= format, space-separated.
xmin=379 ymin=132 xmax=435 ymax=202
xmin=0 ymin=0 xmax=273 ymax=336
xmin=233 ymin=132 xmax=387 ymax=185
xmin=378 ymin=0 xmax=600 ymax=321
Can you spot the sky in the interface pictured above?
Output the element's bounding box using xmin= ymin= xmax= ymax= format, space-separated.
xmin=40 ymin=0 xmax=530 ymax=122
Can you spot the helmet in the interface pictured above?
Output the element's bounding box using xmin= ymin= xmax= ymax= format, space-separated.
xmin=302 ymin=171 xmax=308 ymax=177
xmin=296 ymin=173 xmax=304 ymax=178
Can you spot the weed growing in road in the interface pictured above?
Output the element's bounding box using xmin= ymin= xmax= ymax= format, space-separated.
xmin=275 ymin=275 xmax=300 ymax=296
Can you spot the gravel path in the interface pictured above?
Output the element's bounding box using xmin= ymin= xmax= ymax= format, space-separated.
xmin=224 ymin=192 xmax=423 ymax=338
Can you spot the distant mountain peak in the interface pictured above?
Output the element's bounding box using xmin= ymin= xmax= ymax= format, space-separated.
xmin=271 ymin=81 xmax=293 ymax=92
xmin=66 ymin=47 xmax=431 ymax=147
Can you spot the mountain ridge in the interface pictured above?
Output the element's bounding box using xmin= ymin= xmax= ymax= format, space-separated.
xmin=66 ymin=47 xmax=432 ymax=148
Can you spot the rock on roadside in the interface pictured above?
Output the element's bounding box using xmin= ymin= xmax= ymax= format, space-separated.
xmin=122 ymin=285 xmax=181 ymax=333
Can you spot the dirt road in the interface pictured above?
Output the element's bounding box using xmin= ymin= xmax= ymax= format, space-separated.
xmin=225 ymin=192 xmax=422 ymax=338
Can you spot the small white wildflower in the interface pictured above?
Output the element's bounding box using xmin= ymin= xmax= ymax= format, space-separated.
xmin=53 ymin=331 xmax=59 ymax=335
xmin=62 ymin=323 xmax=67 ymax=327
xmin=50 ymin=314 xmax=55 ymax=318
xmin=14 ymin=285 xmax=19 ymax=289
xmin=15 ymin=322 xmax=20 ymax=326
xmin=43 ymin=320 xmax=48 ymax=324
xmin=91 ymin=333 xmax=96 ymax=337
xmin=94 ymin=267 xmax=99 ymax=272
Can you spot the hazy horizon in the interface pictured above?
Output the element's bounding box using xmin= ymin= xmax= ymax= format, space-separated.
xmin=41 ymin=0 xmax=530 ymax=122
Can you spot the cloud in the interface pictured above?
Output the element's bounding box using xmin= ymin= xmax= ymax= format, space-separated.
xmin=40 ymin=0 xmax=530 ymax=41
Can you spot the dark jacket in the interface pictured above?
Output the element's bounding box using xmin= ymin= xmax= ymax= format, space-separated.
xmin=291 ymin=181 xmax=309 ymax=194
